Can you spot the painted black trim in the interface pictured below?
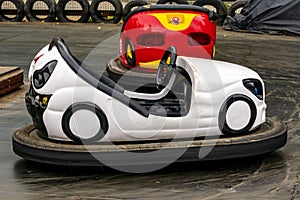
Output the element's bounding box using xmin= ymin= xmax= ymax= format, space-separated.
xmin=33 ymin=60 xmax=57 ymax=89
xmin=122 ymin=4 xmax=216 ymax=29
xmin=219 ymin=94 xmax=257 ymax=135
xmin=62 ymin=103 xmax=108 ymax=143
xmin=49 ymin=37 xmax=149 ymax=117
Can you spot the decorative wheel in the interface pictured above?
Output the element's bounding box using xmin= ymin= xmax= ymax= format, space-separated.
xmin=156 ymin=46 xmax=177 ymax=88
xmin=62 ymin=103 xmax=108 ymax=143
xmin=219 ymin=94 xmax=257 ymax=135
xmin=124 ymin=38 xmax=136 ymax=68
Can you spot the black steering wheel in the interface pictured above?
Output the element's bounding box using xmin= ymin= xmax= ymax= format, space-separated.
xmin=156 ymin=46 xmax=177 ymax=88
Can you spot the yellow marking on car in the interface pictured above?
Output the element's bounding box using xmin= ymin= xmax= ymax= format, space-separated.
xmin=42 ymin=97 xmax=48 ymax=106
xmin=127 ymin=44 xmax=133 ymax=59
xmin=139 ymin=60 xmax=160 ymax=69
xmin=166 ymin=56 xmax=171 ymax=64
xmin=149 ymin=13 xmax=198 ymax=31
xmin=139 ymin=57 xmax=171 ymax=69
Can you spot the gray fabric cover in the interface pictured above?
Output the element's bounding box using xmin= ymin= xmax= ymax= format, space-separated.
xmin=223 ymin=0 xmax=300 ymax=35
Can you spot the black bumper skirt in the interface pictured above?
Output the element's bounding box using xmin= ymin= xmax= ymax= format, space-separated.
xmin=12 ymin=118 xmax=287 ymax=167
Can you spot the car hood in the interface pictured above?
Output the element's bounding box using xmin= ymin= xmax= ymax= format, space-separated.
xmin=176 ymin=56 xmax=262 ymax=89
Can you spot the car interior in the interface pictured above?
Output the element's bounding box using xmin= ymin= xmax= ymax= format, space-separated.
xmin=50 ymin=37 xmax=192 ymax=117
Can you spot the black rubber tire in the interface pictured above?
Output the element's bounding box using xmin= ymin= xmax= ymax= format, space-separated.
xmin=24 ymin=0 xmax=56 ymax=22
xmin=228 ymin=0 xmax=248 ymax=17
xmin=56 ymin=0 xmax=90 ymax=23
xmin=122 ymin=0 xmax=149 ymax=22
xmin=193 ymin=0 xmax=227 ymax=26
xmin=90 ymin=0 xmax=123 ymax=23
xmin=219 ymin=94 xmax=257 ymax=135
xmin=157 ymin=0 xmax=188 ymax=4
xmin=0 ymin=0 xmax=24 ymax=21
xmin=62 ymin=103 xmax=109 ymax=144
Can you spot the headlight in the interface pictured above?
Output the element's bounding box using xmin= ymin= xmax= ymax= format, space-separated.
xmin=33 ymin=60 xmax=57 ymax=89
xmin=243 ymin=79 xmax=263 ymax=100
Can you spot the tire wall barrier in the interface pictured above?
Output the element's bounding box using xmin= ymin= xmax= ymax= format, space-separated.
xmin=0 ymin=0 xmax=25 ymax=21
xmin=0 ymin=0 xmax=240 ymax=25
xmin=56 ymin=0 xmax=90 ymax=22
xmin=90 ymin=0 xmax=123 ymax=23
xmin=25 ymin=0 xmax=56 ymax=21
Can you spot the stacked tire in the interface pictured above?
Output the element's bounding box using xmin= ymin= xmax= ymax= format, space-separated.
xmin=0 ymin=0 xmax=25 ymax=21
xmin=122 ymin=0 xmax=149 ymax=22
xmin=25 ymin=0 xmax=56 ymax=21
xmin=193 ymin=0 xmax=227 ymax=26
xmin=0 ymin=0 xmax=241 ymax=25
xmin=90 ymin=0 xmax=123 ymax=23
xmin=0 ymin=0 xmax=124 ymax=23
xmin=56 ymin=0 xmax=90 ymax=22
xmin=228 ymin=0 xmax=248 ymax=17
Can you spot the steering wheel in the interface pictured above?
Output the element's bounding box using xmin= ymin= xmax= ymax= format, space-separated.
xmin=156 ymin=46 xmax=177 ymax=88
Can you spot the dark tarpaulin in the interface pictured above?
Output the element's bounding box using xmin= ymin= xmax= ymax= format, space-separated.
xmin=223 ymin=0 xmax=300 ymax=36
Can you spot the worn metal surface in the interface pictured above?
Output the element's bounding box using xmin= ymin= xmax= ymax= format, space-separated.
xmin=0 ymin=22 xmax=299 ymax=199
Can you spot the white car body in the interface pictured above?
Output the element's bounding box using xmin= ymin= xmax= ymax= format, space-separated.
xmin=27 ymin=38 xmax=266 ymax=143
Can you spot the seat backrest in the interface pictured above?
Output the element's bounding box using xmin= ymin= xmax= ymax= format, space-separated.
xmin=50 ymin=37 xmax=149 ymax=117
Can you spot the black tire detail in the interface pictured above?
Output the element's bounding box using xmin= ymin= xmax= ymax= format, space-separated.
xmin=62 ymin=103 xmax=109 ymax=144
xmin=25 ymin=0 xmax=56 ymax=22
xmin=228 ymin=0 xmax=248 ymax=17
xmin=90 ymin=0 xmax=122 ymax=23
xmin=0 ymin=0 xmax=24 ymax=21
xmin=193 ymin=0 xmax=227 ymax=26
xmin=56 ymin=0 xmax=90 ymax=23
xmin=157 ymin=0 xmax=188 ymax=4
xmin=122 ymin=0 xmax=148 ymax=22
xmin=219 ymin=94 xmax=257 ymax=135
xmin=124 ymin=38 xmax=136 ymax=68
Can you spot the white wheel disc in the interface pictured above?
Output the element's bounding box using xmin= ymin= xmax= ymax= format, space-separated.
xmin=226 ymin=101 xmax=251 ymax=131
xmin=69 ymin=109 xmax=101 ymax=139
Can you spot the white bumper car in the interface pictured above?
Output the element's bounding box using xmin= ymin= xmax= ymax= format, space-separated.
xmin=12 ymin=38 xmax=287 ymax=167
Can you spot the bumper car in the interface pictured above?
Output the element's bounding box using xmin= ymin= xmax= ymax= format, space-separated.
xmin=12 ymin=37 xmax=287 ymax=168
xmin=113 ymin=4 xmax=217 ymax=74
